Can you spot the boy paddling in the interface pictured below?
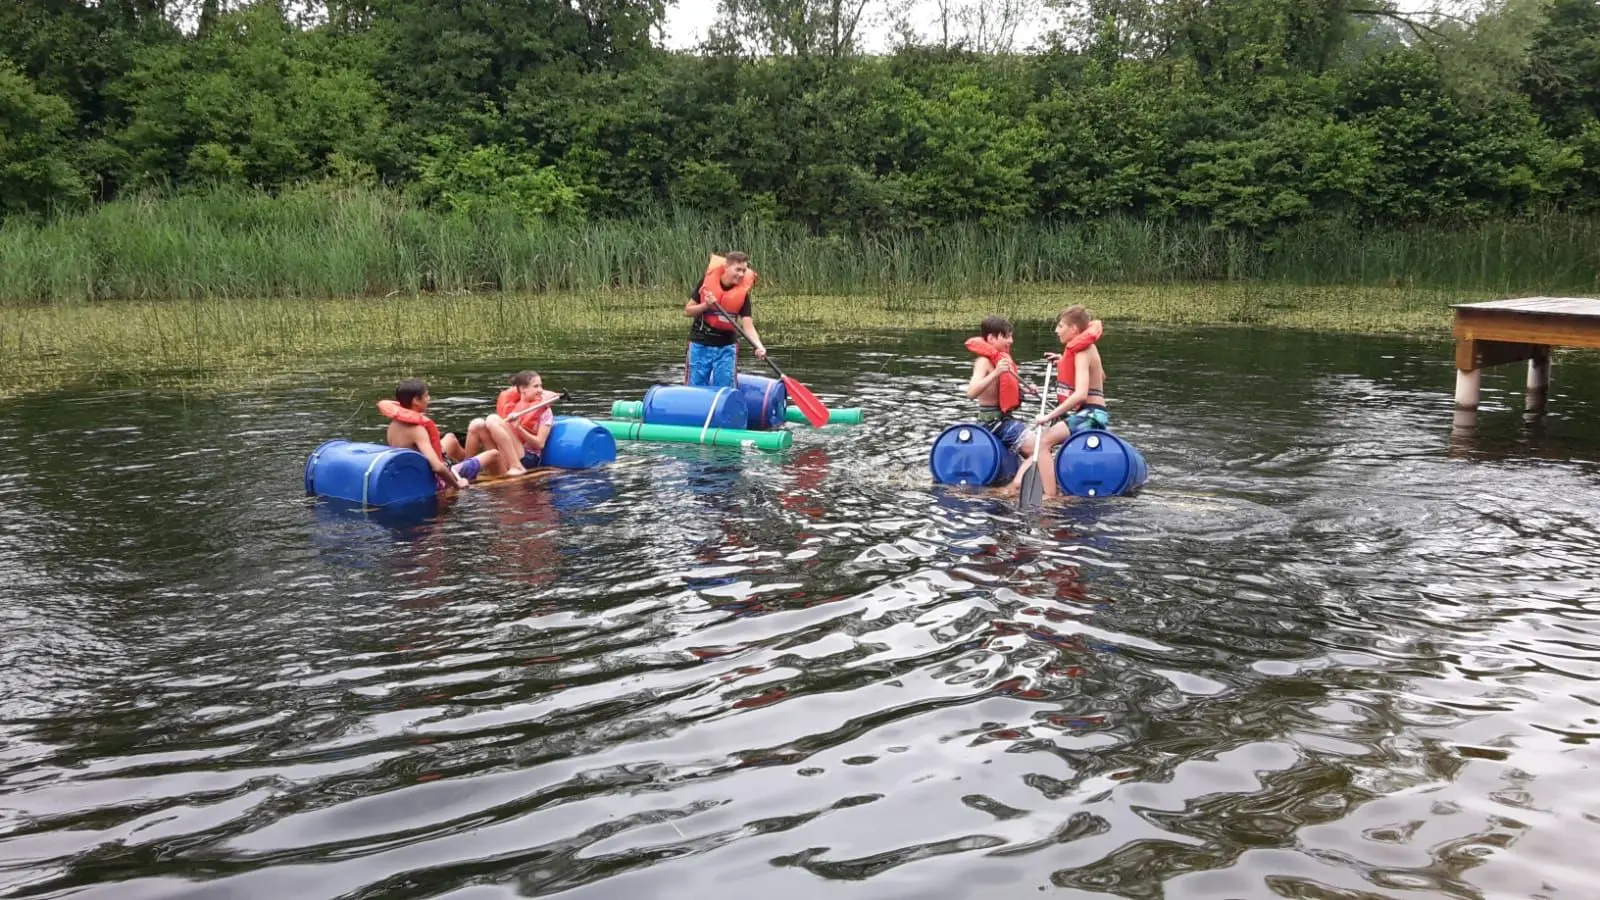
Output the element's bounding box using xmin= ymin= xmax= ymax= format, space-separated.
xmin=683 ymin=251 xmax=768 ymax=388
xmin=1013 ymin=305 xmax=1109 ymax=498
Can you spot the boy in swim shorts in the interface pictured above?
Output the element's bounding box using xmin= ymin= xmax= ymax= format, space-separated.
xmin=965 ymin=315 xmax=1033 ymax=458
xmin=1013 ymin=305 xmax=1111 ymax=496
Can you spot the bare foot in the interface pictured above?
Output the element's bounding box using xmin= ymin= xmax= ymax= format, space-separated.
xmin=506 ymin=467 xmax=528 ymax=477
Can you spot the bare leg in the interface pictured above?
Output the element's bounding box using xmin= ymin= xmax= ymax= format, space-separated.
xmin=482 ymin=415 xmax=528 ymax=475
xmin=456 ymin=419 xmax=509 ymax=476
xmin=1010 ymin=427 xmax=1041 ymax=489
xmin=475 ymin=449 xmax=504 ymax=476
xmin=1039 ymin=422 xmax=1070 ymax=498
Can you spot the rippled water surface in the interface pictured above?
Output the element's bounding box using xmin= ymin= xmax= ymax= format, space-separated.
xmin=4 ymin=326 xmax=1600 ymax=899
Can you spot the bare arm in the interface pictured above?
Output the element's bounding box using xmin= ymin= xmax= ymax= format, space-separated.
xmin=405 ymin=424 xmax=465 ymax=487
xmin=1042 ymin=353 xmax=1092 ymax=421
xmin=516 ymin=419 xmax=552 ymax=452
xmin=684 ymin=284 xmax=717 ymax=318
xmin=966 ymin=358 xmax=1002 ymax=399
xmin=740 ymin=315 xmax=766 ymax=354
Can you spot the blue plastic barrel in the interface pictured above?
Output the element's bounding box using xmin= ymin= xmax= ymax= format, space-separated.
xmin=641 ymin=385 xmax=749 ymax=430
xmin=304 ymin=440 xmax=437 ymax=508
xmin=735 ymin=373 xmax=789 ymax=431
xmin=1055 ymin=429 xmax=1148 ymax=497
xmin=929 ymin=423 xmax=1020 ymax=486
xmin=542 ymin=416 xmax=618 ymax=469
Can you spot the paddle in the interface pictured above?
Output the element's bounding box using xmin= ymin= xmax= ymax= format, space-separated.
xmin=505 ymin=389 xmax=569 ymax=423
xmin=1018 ymin=363 xmax=1053 ymax=510
xmin=702 ymin=302 xmax=830 ymax=428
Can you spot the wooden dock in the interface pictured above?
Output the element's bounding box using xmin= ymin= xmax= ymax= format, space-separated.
xmin=1452 ymin=297 xmax=1600 ymax=416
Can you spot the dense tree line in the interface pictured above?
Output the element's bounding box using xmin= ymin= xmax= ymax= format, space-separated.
xmin=2 ymin=0 xmax=1596 ymax=234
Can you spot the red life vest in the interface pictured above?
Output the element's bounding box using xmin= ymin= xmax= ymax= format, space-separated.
xmin=965 ymin=336 xmax=1021 ymax=414
xmin=378 ymin=399 xmax=444 ymax=462
xmin=1056 ymin=320 xmax=1103 ymax=400
xmin=699 ymin=264 xmax=758 ymax=332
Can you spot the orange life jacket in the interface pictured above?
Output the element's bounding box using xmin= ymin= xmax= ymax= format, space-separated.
xmin=965 ymin=337 xmax=1021 ymax=414
xmin=1056 ymin=320 xmax=1103 ymax=400
xmin=698 ymin=263 xmax=757 ymax=332
xmin=378 ymin=399 xmax=443 ymax=462
xmin=495 ymin=387 xmax=550 ymax=443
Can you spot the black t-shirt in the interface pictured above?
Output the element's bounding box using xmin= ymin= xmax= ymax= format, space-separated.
xmin=687 ymin=283 xmax=753 ymax=347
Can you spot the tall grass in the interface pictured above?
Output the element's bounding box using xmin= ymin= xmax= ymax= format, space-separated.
xmin=1 ymin=184 xmax=1596 ymax=303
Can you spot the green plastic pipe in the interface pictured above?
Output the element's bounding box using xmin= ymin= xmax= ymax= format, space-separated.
xmin=597 ymin=419 xmax=794 ymax=451
xmin=608 ymin=400 xmax=862 ymax=427
xmin=785 ymin=405 xmax=862 ymax=425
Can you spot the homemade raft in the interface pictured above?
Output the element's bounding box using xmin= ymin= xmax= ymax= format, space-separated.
xmin=609 ymin=401 xmax=865 ymax=427
xmin=928 ymin=422 xmax=1148 ymax=498
xmin=598 ymin=374 xmax=861 ymax=451
xmin=306 ymin=415 xmax=617 ymax=509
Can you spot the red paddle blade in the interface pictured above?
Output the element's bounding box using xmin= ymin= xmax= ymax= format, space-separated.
xmin=783 ymin=376 xmax=830 ymax=428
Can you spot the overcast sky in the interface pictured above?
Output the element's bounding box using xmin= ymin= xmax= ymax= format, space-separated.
xmin=656 ymin=0 xmax=1469 ymax=53
xmin=658 ymin=0 xmax=1061 ymax=53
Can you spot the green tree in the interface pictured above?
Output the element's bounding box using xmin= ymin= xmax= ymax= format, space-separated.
xmin=0 ymin=58 xmax=86 ymax=215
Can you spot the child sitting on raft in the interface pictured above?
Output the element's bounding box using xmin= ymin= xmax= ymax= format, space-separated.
xmin=1013 ymin=304 xmax=1108 ymax=497
xmin=379 ymin=378 xmax=514 ymax=490
xmin=965 ymin=315 xmax=1046 ymax=482
xmin=494 ymin=370 xmax=555 ymax=469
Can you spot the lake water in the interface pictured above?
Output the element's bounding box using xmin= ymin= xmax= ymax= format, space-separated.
xmin=3 ymin=326 xmax=1600 ymax=899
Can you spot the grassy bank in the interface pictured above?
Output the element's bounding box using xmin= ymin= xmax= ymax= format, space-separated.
xmin=0 ymin=284 xmax=1488 ymax=398
xmin=1 ymin=185 xmax=1598 ymax=303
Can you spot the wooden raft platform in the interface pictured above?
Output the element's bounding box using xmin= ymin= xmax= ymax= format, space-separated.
xmin=1452 ymin=297 xmax=1600 ymax=414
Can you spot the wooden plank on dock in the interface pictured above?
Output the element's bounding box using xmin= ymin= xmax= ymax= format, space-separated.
xmin=1452 ymin=297 xmax=1600 ymax=317
xmin=1453 ymin=304 xmax=1600 ymax=351
xmin=1449 ymin=296 xmax=1599 ymax=420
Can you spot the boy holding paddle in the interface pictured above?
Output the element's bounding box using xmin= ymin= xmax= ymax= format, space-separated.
xmin=683 ymin=251 xmax=767 ymax=388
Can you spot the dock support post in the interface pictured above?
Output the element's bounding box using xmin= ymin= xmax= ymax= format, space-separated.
xmin=1454 ymin=366 xmax=1481 ymax=412
xmin=1525 ymin=347 xmax=1550 ymax=414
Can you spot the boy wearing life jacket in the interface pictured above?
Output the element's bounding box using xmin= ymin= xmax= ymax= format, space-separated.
xmin=965 ymin=315 xmax=1037 ymax=464
xmin=493 ymin=370 xmax=555 ymax=469
xmin=1016 ymin=305 xmax=1109 ymax=496
xmin=684 ymin=251 xmax=767 ymax=388
xmin=379 ymin=378 xmax=508 ymax=490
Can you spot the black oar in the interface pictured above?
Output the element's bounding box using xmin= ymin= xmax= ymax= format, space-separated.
xmin=1018 ymin=364 xmax=1053 ymax=510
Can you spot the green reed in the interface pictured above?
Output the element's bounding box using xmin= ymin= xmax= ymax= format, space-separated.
xmin=2 ymin=184 xmax=1597 ymax=303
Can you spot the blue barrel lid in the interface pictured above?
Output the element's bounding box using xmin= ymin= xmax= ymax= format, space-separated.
xmin=1055 ymin=429 xmax=1144 ymax=498
xmin=929 ymin=423 xmax=1006 ymax=486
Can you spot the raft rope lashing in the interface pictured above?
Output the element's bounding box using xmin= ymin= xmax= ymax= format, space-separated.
xmin=361 ymin=449 xmax=400 ymax=508
xmin=700 ymin=388 xmax=729 ymax=443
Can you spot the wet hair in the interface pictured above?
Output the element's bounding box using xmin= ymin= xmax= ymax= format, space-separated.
xmin=1058 ymin=305 xmax=1091 ymax=329
xmin=980 ymin=315 xmax=1013 ymax=338
xmin=395 ymin=377 xmax=428 ymax=408
xmin=510 ymin=370 xmax=540 ymax=387
xmin=724 ymin=251 xmax=750 ymax=265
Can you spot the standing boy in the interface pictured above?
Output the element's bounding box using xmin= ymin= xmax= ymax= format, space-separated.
xmin=684 ymin=251 xmax=767 ymax=387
